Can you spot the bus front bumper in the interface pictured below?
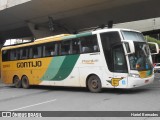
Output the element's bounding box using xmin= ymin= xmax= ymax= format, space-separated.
xmin=126 ymin=75 xmax=154 ymax=88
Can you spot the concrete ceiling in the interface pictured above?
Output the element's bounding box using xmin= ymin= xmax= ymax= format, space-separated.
xmin=0 ymin=0 xmax=160 ymax=42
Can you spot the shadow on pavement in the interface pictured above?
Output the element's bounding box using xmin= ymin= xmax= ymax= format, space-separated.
xmin=2 ymin=75 xmax=159 ymax=94
xmin=6 ymin=85 xmax=152 ymax=95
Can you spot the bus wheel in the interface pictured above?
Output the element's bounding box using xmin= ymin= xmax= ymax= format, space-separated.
xmin=13 ymin=76 xmax=22 ymax=88
xmin=21 ymin=76 xmax=30 ymax=89
xmin=87 ymin=75 xmax=102 ymax=93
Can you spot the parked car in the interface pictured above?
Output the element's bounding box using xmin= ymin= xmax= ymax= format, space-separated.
xmin=154 ymin=63 xmax=160 ymax=73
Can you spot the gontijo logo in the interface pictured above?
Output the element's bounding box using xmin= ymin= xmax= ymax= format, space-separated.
xmin=17 ymin=61 xmax=42 ymax=68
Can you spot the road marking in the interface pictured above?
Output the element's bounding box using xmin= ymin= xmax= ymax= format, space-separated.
xmin=9 ymin=99 xmax=56 ymax=111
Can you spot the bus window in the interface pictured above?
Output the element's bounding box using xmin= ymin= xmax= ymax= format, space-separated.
xmin=20 ymin=48 xmax=29 ymax=60
xmin=60 ymin=40 xmax=71 ymax=55
xmin=29 ymin=46 xmax=42 ymax=58
xmin=2 ymin=50 xmax=10 ymax=61
xmin=10 ymin=49 xmax=17 ymax=60
xmin=112 ymin=45 xmax=128 ymax=73
xmin=80 ymin=35 xmax=99 ymax=54
xmin=43 ymin=42 xmax=57 ymax=57
xmin=100 ymin=32 xmax=121 ymax=72
xmin=16 ymin=49 xmax=20 ymax=60
xmin=72 ymin=39 xmax=80 ymax=54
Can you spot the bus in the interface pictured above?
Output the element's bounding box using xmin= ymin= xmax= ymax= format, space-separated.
xmin=1 ymin=28 xmax=159 ymax=92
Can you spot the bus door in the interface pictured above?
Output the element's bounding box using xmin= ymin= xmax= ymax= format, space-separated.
xmin=99 ymin=31 xmax=128 ymax=88
xmin=111 ymin=44 xmax=128 ymax=88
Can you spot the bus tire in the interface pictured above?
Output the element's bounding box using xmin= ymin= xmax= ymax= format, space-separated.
xmin=13 ymin=76 xmax=22 ymax=88
xmin=21 ymin=76 xmax=30 ymax=89
xmin=87 ymin=75 xmax=102 ymax=93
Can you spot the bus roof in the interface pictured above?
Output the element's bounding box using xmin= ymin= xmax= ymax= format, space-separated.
xmin=92 ymin=28 xmax=141 ymax=34
xmin=1 ymin=28 xmax=140 ymax=50
xmin=2 ymin=32 xmax=92 ymax=50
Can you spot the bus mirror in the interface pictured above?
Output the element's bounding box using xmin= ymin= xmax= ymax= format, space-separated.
xmin=148 ymin=42 xmax=159 ymax=55
xmin=122 ymin=40 xmax=135 ymax=55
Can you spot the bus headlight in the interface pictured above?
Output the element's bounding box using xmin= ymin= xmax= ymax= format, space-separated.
xmin=129 ymin=73 xmax=140 ymax=78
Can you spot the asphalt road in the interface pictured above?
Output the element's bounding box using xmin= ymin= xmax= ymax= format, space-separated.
xmin=0 ymin=75 xmax=160 ymax=120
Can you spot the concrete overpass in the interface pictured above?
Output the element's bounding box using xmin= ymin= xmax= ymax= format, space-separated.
xmin=0 ymin=0 xmax=160 ymax=44
xmin=114 ymin=17 xmax=160 ymax=35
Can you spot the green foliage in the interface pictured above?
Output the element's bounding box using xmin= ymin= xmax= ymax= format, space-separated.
xmin=145 ymin=36 xmax=160 ymax=47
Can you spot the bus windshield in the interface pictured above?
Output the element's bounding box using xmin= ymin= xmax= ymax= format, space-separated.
xmin=122 ymin=30 xmax=145 ymax=42
xmin=128 ymin=42 xmax=153 ymax=71
xmin=122 ymin=31 xmax=153 ymax=71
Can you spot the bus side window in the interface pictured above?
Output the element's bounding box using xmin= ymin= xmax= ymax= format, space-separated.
xmin=100 ymin=31 xmax=121 ymax=72
xmin=112 ymin=45 xmax=128 ymax=73
xmin=80 ymin=35 xmax=99 ymax=53
xmin=34 ymin=46 xmax=42 ymax=58
xmin=43 ymin=42 xmax=57 ymax=57
xmin=30 ymin=46 xmax=42 ymax=58
xmin=20 ymin=48 xmax=28 ymax=60
xmin=16 ymin=49 xmax=20 ymax=60
xmin=2 ymin=50 xmax=10 ymax=61
xmin=29 ymin=48 xmax=33 ymax=59
xmin=72 ymin=39 xmax=80 ymax=54
xmin=10 ymin=50 xmax=17 ymax=60
xmin=60 ymin=40 xmax=71 ymax=55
